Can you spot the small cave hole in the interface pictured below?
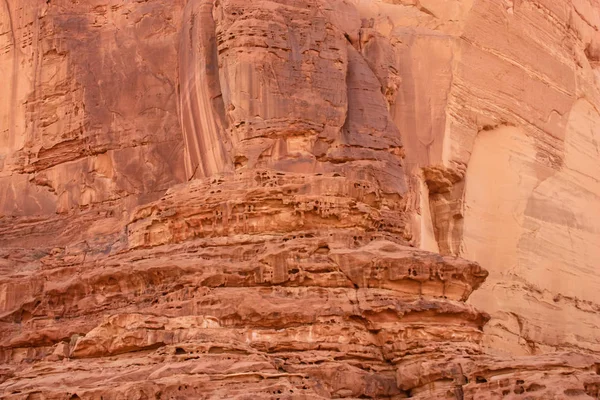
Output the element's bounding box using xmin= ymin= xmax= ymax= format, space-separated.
xmin=526 ymin=383 xmax=545 ymax=392
xmin=514 ymin=386 xmax=524 ymax=394
xmin=234 ymin=155 xmax=248 ymax=169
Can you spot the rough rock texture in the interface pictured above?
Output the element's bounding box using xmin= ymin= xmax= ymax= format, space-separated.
xmin=1 ymin=0 xmax=600 ymax=399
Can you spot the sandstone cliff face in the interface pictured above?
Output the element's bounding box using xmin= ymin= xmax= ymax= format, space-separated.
xmin=1 ymin=0 xmax=600 ymax=399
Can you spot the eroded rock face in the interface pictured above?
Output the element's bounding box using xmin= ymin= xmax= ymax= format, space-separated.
xmin=1 ymin=0 xmax=600 ymax=398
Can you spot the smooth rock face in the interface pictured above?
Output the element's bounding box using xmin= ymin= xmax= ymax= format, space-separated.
xmin=1 ymin=0 xmax=600 ymax=399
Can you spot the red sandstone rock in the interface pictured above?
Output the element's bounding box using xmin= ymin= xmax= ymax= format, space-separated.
xmin=1 ymin=0 xmax=600 ymax=399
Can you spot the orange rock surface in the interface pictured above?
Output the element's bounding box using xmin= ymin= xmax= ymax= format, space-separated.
xmin=1 ymin=0 xmax=600 ymax=398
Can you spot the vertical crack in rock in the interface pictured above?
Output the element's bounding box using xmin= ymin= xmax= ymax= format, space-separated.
xmin=422 ymin=164 xmax=465 ymax=256
xmin=178 ymin=0 xmax=233 ymax=180
xmin=1 ymin=0 xmax=17 ymax=149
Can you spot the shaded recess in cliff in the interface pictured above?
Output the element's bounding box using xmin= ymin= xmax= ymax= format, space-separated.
xmin=0 ymin=1 xmax=186 ymax=217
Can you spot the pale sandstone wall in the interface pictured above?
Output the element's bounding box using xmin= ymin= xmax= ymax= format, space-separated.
xmin=344 ymin=0 xmax=600 ymax=357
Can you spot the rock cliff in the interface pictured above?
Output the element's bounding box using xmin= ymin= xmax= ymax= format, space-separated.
xmin=1 ymin=0 xmax=600 ymax=398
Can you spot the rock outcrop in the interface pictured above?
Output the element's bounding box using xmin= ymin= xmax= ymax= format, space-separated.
xmin=1 ymin=0 xmax=600 ymax=398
